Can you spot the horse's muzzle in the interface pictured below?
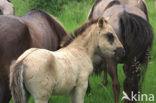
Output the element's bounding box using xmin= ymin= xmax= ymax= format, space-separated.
xmin=114 ymin=47 xmax=125 ymax=61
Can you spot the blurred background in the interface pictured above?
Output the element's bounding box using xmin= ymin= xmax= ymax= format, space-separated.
xmin=10 ymin=0 xmax=156 ymax=103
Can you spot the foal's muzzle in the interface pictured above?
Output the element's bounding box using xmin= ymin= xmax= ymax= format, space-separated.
xmin=114 ymin=47 xmax=125 ymax=62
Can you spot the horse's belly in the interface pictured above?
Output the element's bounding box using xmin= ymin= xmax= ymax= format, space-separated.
xmin=52 ymin=66 xmax=78 ymax=95
xmin=52 ymin=75 xmax=77 ymax=95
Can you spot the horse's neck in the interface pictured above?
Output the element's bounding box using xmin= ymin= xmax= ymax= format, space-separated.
xmin=49 ymin=14 xmax=68 ymax=42
xmin=69 ymin=25 xmax=99 ymax=58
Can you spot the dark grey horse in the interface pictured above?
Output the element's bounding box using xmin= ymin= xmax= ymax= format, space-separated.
xmin=88 ymin=0 xmax=153 ymax=103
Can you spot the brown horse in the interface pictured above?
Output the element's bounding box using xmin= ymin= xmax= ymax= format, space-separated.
xmin=0 ymin=9 xmax=68 ymax=103
xmin=0 ymin=0 xmax=14 ymax=15
xmin=88 ymin=0 xmax=153 ymax=103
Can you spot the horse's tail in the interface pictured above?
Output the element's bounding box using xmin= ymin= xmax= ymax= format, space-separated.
xmin=10 ymin=61 xmax=27 ymax=103
xmin=120 ymin=11 xmax=153 ymax=65
xmin=120 ymin=11 xmax=154 ymax=89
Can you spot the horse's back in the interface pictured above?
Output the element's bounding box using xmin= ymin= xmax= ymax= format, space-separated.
xmin=89 ymin=0 xmax=115 ymax=20
xmin=21 ymin=10 xmax=60 ymax=50
xmin=0 ymin=15 xmax=31 ymax=67
xmin=119 ymin=0 xmax=145 ymax=10
xmin=102 ymin=5 xmax=147 ymax=37
xmin=15 ymin=48 xmax=56 ymax=98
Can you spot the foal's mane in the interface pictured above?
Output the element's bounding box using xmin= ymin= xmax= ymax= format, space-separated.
xmin=63 ymin=19 xmax=98 ymax=46
xmin=26 ymin=9 xmax=67 ymax=46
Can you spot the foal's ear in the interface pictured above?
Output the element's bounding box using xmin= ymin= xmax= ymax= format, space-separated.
xmin=98 ymin=17 xmax=109 ymax=28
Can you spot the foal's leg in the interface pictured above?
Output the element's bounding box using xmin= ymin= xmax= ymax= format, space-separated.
xmin=70 ymin=81 xmax=88 ymax=103
xmin=35 ymin=98 xmax=49 ymax=103
xmin=33 ymin=89 xmax=51 ymax=103
xmin=107 ymin=59 xmax=120 ymax=103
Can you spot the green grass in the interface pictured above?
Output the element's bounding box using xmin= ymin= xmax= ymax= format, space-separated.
xmin=9 ymin=0 xmax=156 ymax=103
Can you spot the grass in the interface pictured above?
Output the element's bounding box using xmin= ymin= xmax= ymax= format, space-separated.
xmin=9 ymin=0 xmax=156 ymax=103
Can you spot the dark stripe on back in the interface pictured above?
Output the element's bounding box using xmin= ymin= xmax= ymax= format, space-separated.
xmin=88 ymin=0 xmax=102 ymax=20
xmin=141 ymin=1 xmax=149 ymax=21
xmin=104 ymin=1 xmax=120 ymax=11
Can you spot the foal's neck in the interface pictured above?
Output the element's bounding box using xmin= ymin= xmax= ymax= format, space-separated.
xmin=69 ymin=25 xmax=99 ymax=58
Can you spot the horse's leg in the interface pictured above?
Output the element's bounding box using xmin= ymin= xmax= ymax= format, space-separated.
xmin=107 ymin=59 xmax=120 ymax=103
xmin=86 ymin=81 xmax=91 ymax=95
xmin=0 ymin=81 xmax=11 ymax=103
xmin=123 ymin=64 xmax=141 ymax=103
xmin=102 ymin=62 xmax=108 ymax=86
xmin=35 ymin=98 xmax=49 ymax=103
xmin=33 ymin=89 xmax=51 ymax=103
xmin=70 ymin=81 xmax=88 ymax=103
xmin=0 ymin=66 xmax=11 ymax=103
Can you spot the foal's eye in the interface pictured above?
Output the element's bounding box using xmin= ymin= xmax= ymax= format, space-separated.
xmin=105 ymin=32 xmax=114 ymax=44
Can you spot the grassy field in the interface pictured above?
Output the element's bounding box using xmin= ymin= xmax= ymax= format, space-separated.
xmin=10 ymin=0 xmax=156 ymax=103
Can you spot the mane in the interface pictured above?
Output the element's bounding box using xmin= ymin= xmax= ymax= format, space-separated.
xmin=104 ymin=0 xmax=120 ymax=11
xmin=120 ymin=11 xmax=153 ymax=65
xmin=88 ymin=0 xmax=102 ymax=20
xmin=63 ymin=19 xmax=99 ymax=46
xmin=27 ymin=9 xmax=68 ymax=47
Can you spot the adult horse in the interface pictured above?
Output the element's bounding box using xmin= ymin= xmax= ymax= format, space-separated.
xmin=0 ymin=9 xmax=68 ymax=103
xmin=0 ymin=0 xmax=14 ymax=15
xmin=88 ymin=0 xmax=153 ymax=103
xmin=10 ymin=17 xmax=125 ymax=103
xmin=88 ymin=0 xmax=148 ymax=20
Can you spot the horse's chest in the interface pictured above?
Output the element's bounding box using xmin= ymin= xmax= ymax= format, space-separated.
xmin=52 ymin=51 xmax=92 ymax=94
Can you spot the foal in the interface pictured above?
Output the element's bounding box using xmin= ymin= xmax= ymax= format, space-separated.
xmin=10 ymin=17 xmax=124 ymax=103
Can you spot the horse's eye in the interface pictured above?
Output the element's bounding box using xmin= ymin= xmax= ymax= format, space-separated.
xmin=105 ymin=32 xmax=114 ymax=44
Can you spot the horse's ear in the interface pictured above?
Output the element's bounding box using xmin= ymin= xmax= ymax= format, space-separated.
xmin=105 ymin=17 xmax=110 ymax=21
xmin=98 ymin=17 xmax=104 ymax=28
xmin=98 ymin=17 xmax=109 ymax=28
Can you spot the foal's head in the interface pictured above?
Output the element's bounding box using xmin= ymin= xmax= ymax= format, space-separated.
xmin=97 ymin=17 xmax=125 ymax=59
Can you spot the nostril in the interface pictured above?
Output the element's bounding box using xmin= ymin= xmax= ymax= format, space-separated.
xmin=115 ymin=47 xmax=125 ymax=57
